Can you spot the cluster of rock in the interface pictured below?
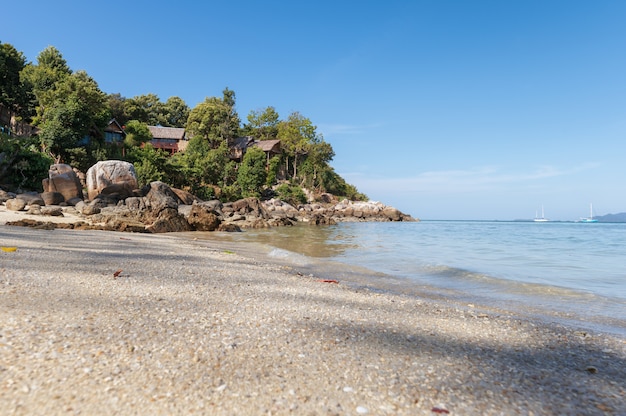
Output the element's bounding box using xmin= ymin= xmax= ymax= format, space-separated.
xmin=1 ymin=160 xmax=416 ymax=233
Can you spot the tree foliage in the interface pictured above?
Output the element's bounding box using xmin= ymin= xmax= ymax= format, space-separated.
xmin=123 ymin=120 xmax=152 ymax=148
xmin=37 ymin=71 xmax=110 ymax=163
xmin=0 ymin=42 xmax=368 ymax=204
xmin=277 ymin=112 xmax=318 ymax=179
xmin=0 ymin=42 xmax=31 ymax=121
xmin=237 ymin=146 xmax=267 ymax=198
xmin=245 ymin=106 xmax=280 ymax=140
xmin=0 ymin=133 xmax=52 ymax=191
xmin=186 ymin=88 xmax=240 ymax=148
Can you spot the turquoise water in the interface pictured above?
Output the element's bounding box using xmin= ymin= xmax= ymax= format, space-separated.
xmin=192 ymin=221 xmax=626 ymax=335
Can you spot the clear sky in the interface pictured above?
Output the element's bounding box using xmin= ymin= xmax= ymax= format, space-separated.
xmin=3 ymin=1 xmax=626 ymax=220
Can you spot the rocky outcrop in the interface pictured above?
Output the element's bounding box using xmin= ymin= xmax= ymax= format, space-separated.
xmin=4 ymin=162 xmax=416 ymax=233
xmin=85 ymin=160 xmax=138 ymax=201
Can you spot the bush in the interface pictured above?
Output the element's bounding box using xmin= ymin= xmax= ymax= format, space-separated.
xmin=276 ymin=183 xmax=307 ymax=206
xmin=0 ymin=135 xmax=53 ymax=191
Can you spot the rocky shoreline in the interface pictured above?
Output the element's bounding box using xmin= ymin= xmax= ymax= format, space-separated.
xmin=0 ymin=181 xmax=415 ymax=233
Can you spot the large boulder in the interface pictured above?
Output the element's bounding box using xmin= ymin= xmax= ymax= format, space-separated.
xmin=85 ymin=161 xmax=138 ymax=201
xmin=145 ymin=181 xmax=179 ymax=214
xmin=42 ymin=164 xmax=83 ymax=202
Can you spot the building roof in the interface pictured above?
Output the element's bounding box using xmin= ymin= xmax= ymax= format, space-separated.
xmin=105 ymin=119 xmax=125 ymax=135
xmin=147 ymin=125 xmax=186 ymax=140
xmin=254 ymin=139 xmax=281 ymax=153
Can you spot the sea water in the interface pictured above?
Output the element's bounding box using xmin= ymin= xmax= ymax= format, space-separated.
xmin=192 ymin=221 xmax=626 ymax=336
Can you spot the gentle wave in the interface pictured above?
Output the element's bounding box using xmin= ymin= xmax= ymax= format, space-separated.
xmin=185 ymin=221 xmax=626 ymax=336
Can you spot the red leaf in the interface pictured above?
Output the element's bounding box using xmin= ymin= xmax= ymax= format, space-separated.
xmin=113 ymin=269 xmax=123 ymax=278
xmin=431 ymin=408 xmax=450 ymax=414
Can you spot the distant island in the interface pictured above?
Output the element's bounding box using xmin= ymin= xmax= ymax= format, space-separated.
xmin=594 ymin=212 xmax=626 ymax=222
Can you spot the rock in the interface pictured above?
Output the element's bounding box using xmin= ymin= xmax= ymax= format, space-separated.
xmin=217 ymin=223 xmax=242 ymax=232
xmin=16 ymin=193 xmax=45 ymax=206
xmin=382 ymin=206 xmax=402 ymax=221
xmin=145 ymin=181 xmax=178 ymax=215
xmin=146 ymin=208 xmax=192 ymax=233
xmin=187 ymin=202 xmax=222 ymax=231
xmin=40 ymin=206 xmax=64 ymax=216
xmin=81 ymin=203 xmax=101 ymax=216
xmin=26 ymin=205 xmax=41 ymax=215
xmin=0 ymin=189 xmax=16 ymax=203
xmin=41 ymin=191 xmax=65 ymax=206
xmin=98 ymin=183 xmax=136 ymax=201
xmin=42 ymin=164 xmax=83 ymax=202
xmin=171 ymin=187 xmax=201 ymax=205
xmin=5 ymin=198 xmax=26 ymax=211
xmin=85 ymin=160 xmax=138 ymax=201
xmin=66 ymin=197 xmax=83 ymax=206
xmin=125 ymin=197 xmax=148 ymax=212
xmin=230 ymin=197 xmax=270 ymax=219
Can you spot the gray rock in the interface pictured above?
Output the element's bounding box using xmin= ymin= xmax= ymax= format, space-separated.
xmin=5 ymin=198 xmax=26 ymax=211
xmin=41 ymin=191 xmax=65 ymax=206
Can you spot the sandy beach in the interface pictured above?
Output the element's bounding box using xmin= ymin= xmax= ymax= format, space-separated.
xmin=1 ymin=207 xmax=625 ymax=415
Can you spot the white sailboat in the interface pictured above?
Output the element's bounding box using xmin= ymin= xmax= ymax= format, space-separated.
xmin=579 ymin=203 xmax=598 ymax=223
xmin=534 ymin=205 xmax=549 ymax=222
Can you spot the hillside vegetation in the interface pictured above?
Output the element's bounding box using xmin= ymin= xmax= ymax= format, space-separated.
xmin=0 ymin=42 xmax=366 ymax=203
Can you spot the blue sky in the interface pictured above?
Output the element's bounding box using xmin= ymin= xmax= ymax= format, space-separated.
xmin=3 ymin=1 xmax=626 ymax=220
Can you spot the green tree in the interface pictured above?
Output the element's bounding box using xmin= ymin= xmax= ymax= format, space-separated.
xmin=300 ymin=139 xmax=335 ymax=191
xmin=0 ymin=42 xmax=32 ymax=122
xmin=123 ymin=120 xmax=152 ymax=148
xmin=127 ymin=143 xmax=169 ymax=186
xmin=37 ymin=70 xmax=110 ymax=162
xmin=237 ymin=146 xmax=267 ymax=197
xmin=159 ymin=96 xmax=189 ymax=127
xmin=107 ymin=93 xmax=128 ymax=125
xmin=277 ymin=111 xmax=317 ymax=180
xmin=20 ymin=46 xmax=72 ymax=125
xmin=186 ymin=88 xmax=241 ymax=148
xmin=245 ymin=106 xmax=280 ymax=140
xmin=124 ymin=93 xmax=163 ymax=125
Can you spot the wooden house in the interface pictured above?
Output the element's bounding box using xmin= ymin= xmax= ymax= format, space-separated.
xmin=104 ymin=119 xmax=126 ymax=144
xmin=229 ymin=137 xmax=282 ymax=163
xmin=147 ymin=126 xmax=188 ymax=154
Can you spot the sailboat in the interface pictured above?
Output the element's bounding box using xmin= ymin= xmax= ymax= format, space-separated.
xmin=534 ymin=205 xmax=549 ymax=222
xmin=579 ymin=203 xmax=598 ymax=223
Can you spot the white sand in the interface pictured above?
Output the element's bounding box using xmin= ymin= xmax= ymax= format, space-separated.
xmin=0 ymin=208 xmax=625 ymax=415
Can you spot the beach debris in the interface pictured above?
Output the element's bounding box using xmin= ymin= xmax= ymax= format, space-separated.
xmin=585 ymin=366 xmax=598 ymax=374
xmin=113 ymin=269 xmax=123 ymax=279
xmin=1 ymin=246 xmax=18 ymax=252
xmin=431 ymin=407 xmax=450 ymax=414
xmin=356 ymin=406 xmax=369 ymax=414
xmin=318 ymin=279 xmax=339 ymax=284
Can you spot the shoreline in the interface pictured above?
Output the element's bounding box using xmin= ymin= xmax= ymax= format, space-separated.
xmin=183 ymin=225 xmax=626 ymax=339
xmin=1 ymin=224 xmax=625 ymax=414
